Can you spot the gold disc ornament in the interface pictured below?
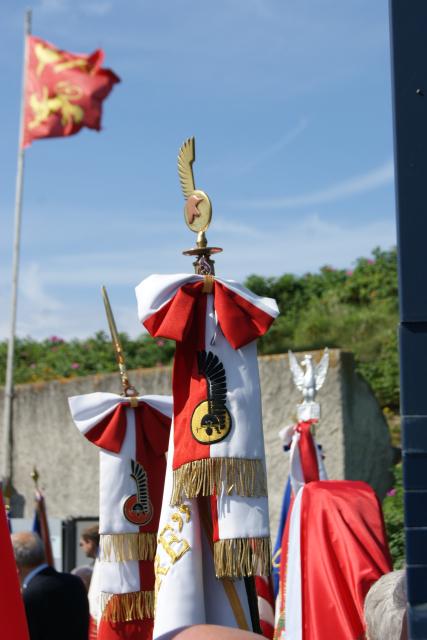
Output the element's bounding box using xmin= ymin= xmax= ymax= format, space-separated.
xmin=191 ymin=400 xmax=232 ymax=444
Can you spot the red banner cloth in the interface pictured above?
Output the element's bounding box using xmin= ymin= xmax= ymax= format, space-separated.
xmin=296 ymin=419 xmax=320 ymax=484
xmin=23 ymin=36 xmax=119 ymax=147
xmin=0 ymin=492 xmax=29 ymax=640
xmin=280 ymin=480 xmax=392 ymax=640
xmin=143 ymin=280 xmax=275 ymax=471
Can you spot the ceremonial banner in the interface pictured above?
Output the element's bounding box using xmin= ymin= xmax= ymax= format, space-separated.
xmin=0 ymin=491 xmax=30 ymax=640
xmin=274 ymin=481 xmax=392 ymax=640
xmin=154 ymin=423 xmax=251 ymax=638
xmin=273 ymin=419 xmax=328 ymax=625
xmin=278 ymin=419 xmax=327 ymax=496
xmin=136 ymin=273 xmax=279 ymax=578
xmin=273 ymin=379 xmax=329 ymax=597
xmin=32 ymin=488 xmax=54 ymax=567
xmin=23 ymin=36 xmax=119 ymax=147
xmin=69 ymin=392 xmax=172 ymax=639
xmin=255 ymin=575 xmax=275 ymax=639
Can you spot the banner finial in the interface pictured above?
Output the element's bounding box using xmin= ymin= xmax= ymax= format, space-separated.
xmin=178 ymin=137 xmax=222 ymax=274
xmin=101 ymin=286 xmax=138 ymax=397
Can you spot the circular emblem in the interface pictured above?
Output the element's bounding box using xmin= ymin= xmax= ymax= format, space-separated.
xmin=191 ymin=400 xmax=232 ymax=444
xmin=184 ymin=190 xmax=212 ymax=233
xmin=122 ymin=495 xmax=153 ymax=526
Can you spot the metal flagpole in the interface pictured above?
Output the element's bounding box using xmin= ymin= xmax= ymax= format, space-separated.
xmin=2 ymin=9 xmax=32 ymax=485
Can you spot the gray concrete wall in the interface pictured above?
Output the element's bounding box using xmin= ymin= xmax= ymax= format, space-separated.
xmin=1 ymin=349 xmax=392 ymax=538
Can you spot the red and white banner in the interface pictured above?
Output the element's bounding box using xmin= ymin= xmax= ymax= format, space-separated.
xmin=154 ymin=423 xmax=252 ymax=638
xmin=136 ymin=273 xmax=279 ymax=579
xmin=255 ymin=575 xmax=275 ymax=639
xmin=274 ymin=481 xmax=392 ymax=640
xmin=279 ymin=420 xmax=328 ymax=494
xmin=69 ymin=392 xmax=172 ymax=639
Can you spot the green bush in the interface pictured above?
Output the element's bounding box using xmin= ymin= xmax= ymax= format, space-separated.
xmin=382 ymin=464 xmax=405 ymax=569
xmin=0 ymin=247 xmax=399 ymax=412
xmin=0 ymin=332 xmax=175 ymax=385
xmin=248 ymin=247 xmax=399 ymax=410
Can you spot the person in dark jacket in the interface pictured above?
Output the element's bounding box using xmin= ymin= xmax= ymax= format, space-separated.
xmin=11 ymin=531 xmax=89 ymax=640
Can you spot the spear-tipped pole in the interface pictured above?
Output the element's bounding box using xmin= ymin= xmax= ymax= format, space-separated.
xmin=101 ymin=286 xmax=138 ymax=397
xmin=31 ymin=466 xmax=54 ymax=566
xmin=2 ymin=478 xmax=13 ymax=517
xmin=31 ymin=466 xmax=40 ymax=491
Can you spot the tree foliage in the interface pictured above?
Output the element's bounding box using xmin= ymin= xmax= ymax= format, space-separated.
xmin=247 ymin=247 xmax=399 ymax=409
xmin=0 ymin=247 xmax=399 ymax=411
xmin=0 ymin=332 xmax=174 ymax=385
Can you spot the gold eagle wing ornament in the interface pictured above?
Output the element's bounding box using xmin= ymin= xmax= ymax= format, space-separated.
xmin=178 ymin=137 xmax=196 ymax=199
xmin=178 ymin=137 xmax=212 ymax=233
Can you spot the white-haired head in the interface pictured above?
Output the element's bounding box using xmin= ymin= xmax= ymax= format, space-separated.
xmin=364 ymin=570 xmax=407 ymax=640
xmin=11 ymin=531 xmax=45 ymax=569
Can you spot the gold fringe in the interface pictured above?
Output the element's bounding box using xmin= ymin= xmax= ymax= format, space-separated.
xmin=171 ymin=457 xmax=267 ymax=505
xmin=213 ymin=537 xmax=271 ymax=579
xmin=101 ymin=591 xmax=154 ymax=622
xmin=100 ymin=532 xmax=157 ymax=562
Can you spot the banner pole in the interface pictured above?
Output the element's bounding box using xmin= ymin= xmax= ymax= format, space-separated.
xmin=2 ymin=9 xmax=32 ymax=486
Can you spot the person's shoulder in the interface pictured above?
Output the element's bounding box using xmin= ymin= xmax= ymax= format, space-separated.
xmin=56 ymin=570 xmax=89 ymax=599
xmin=27 ymin=567 xmax=86 ymax=594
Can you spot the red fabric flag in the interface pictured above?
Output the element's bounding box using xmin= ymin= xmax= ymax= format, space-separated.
xmin=276 ymin=481 xmax=392 ymax=640
xmin=22 ymin=36 xmax=120 ymax=147
xmin=0 ymin=491 xmax=30 ymax=640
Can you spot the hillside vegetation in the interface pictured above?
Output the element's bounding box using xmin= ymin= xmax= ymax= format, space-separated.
xmin=0 ymin=247 xmax=399 ymax=411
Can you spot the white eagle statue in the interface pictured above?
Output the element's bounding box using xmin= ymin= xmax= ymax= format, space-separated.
xmin=288 ymin=348 xmax=329 ymax=420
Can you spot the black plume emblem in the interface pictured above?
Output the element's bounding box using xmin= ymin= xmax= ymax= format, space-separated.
xmin=130 ymin=460 xmax=150 ymax=514
xmin=197 ymin=350 xmax=228 ymax=436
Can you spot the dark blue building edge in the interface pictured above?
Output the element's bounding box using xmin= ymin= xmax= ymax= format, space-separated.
xmin=390 ymin=1 xmax=427 ymax=636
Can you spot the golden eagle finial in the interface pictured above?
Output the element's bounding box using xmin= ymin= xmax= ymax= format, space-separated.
xmin=178 ymin=137 xmax=222 ymax=275
xmin=178 ymin=137 xmax=212 ymax=234
xmin=178 ymin=137 xmax=196 ymax=199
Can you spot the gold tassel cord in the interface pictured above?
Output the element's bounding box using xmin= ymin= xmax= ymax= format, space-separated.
xmin=171 ymin=457 xmax=267 ymax=506
xmin=100 ymin=532 xmax=157 ymax=562
xmin=101 ymin=591 xmax=155 ymax=622
xmin=213 ymin=537 xmax=271 ymax=579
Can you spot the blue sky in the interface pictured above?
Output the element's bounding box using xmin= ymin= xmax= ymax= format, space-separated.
xmin=0 ymin=0 xmax=396 ymax=339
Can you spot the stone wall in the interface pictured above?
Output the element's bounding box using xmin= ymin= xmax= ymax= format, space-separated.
xmin=1 ymin=349 xmax=392 ymax=537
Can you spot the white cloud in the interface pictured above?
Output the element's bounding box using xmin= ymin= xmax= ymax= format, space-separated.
xmin=20 ymin=262 xmax=62 ymax=311
xmin=39 ymin=0 xmax=69 ymax=12
xmin=214 ymin=218 xmax=261 ymax=239
xmin=234 ymin=159 xmax=394 ymax=210
xmin=39 ymin=0 xmax=113 ymax=15
xmin=210 ymin=117 xmax=309 ymax=177
xmin=210 ymin=213 xmax=397 ymax=277
xmin=80 ymin=1 xmax=113 ymax=16
xmin=0 ymin=263 xmax=64 ymax=338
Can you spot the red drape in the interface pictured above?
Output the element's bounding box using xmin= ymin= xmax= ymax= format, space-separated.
xmin=0 ymin=492 xmax=29 ymax=640
xmin=300 ymin=481 xmax=392 ymax=640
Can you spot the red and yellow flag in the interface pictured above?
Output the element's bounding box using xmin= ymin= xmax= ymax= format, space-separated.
xmin=23 ymin=36 xmax=120 ymax=147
